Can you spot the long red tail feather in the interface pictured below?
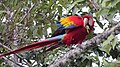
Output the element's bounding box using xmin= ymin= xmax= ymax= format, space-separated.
xmin=44 ymin=42 xmax=62 ymax=52
xmin=0 ymin=38 xmax=61 ymax=57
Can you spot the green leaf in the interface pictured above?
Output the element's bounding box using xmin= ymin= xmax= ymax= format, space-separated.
xmin=27 ymin=29 xmax=33 ymax=37
xmin=102 ymin=0 xmax=120 ymax=8
xmin=110 ymin=0 xmax=120 ymax=7
xmin=33 ymin=28 xmax=38 ymax=36
xmin=0 ymin=24 xmax=4 ymax=32
xmin=51 ymin=24 xmax=58 ymax=33
xmin=102 ymin=40 xmax=110 ymax=47
xmin=100 ymin=43 xmax=111 ymax=55
xmin=0 ymin=10 xmax=6 ymax=14
xmin=105 ymin=1 xmax=111 ymax=7
xmin=67 ymin=0 xmax=84 ymax=10
xmin=100 ymin=34 xmax=115 ymax=54
xmin=86 ymin=31 xmax=94 ymax=39
xmin=116 ymin=61 xmax=120 ymax=64
xmin=37 ymin=28 xmax=43 ymax=36
xmin=103 ymin=60 xmax=109 ymax=67
xmin=116 ymin=2 xmax=120 ymax=11
xmin=117 ymin=57 xmax=120 ymax=61
xmin=58 ymin=6 xmax=62 ymax=17
xmin=103 ymin=60 xmax=116 ymax=67
xmin=108 ymin=34 xmax=114 ymax=41
xmin=108 ymin=7 xmax=117 ymax=14
xmin=0 ymin=24 xmax=6 ymax=34
xmin=59 ymin=0 xmax=66 ymax=8
xmin=0 ymin=59 xmax=4 ymax=67
xmin=49 ymin=0 xmax=53 ymax=7
xmin=101 ymin=0 xmax=108 ymax=8
xmin=96 ymin=8 xmax=109 ymax=16
xmin=112 ymin=37 xmax=117 ymax=49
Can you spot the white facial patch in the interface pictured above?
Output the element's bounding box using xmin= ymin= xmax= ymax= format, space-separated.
xmin=84 ymin=18 xmax=89 ymax=27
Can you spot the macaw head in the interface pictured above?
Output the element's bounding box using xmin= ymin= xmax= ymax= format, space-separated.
xmin=83 ymin=16 xmax=94 ymax=33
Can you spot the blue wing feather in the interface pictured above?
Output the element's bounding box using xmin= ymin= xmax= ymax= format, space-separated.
xmin=52 ymin=22 xmax=76 ymax=37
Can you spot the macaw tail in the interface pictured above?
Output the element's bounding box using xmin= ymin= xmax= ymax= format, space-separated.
xmin=0 ymin=35 xmax=64 ymax=57
xmin=43 ymin=42 xmax=63 ymax=53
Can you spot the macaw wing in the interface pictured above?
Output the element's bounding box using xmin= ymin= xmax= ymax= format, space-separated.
xmin=52 ymin=24 xmax=77 ymax=37
xmin=52 ymin=16 xmax=84 ymax=37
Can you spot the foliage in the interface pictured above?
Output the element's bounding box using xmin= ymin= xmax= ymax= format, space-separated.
xmin=0 ymin=0 xmax=120 ymax=67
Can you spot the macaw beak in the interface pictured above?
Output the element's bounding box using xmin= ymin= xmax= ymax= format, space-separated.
xmin=83 ymin=18 xmax=88 ymax=27
xmin=84 ymin=18 xmax=90 ymax=33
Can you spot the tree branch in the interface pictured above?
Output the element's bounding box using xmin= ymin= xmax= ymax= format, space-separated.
xmin=19 ymin=4 xmax=35 ymax=23
xmin=48 ymin=23 xmax=120 ymax=67
xmin=3 ymin=56 xmax=24 ymax=67
xmin=88 ymin=0 xmax=100 ymax=11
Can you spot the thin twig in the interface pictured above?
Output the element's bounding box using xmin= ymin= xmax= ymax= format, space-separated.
xmin=0 ymin=44 xmax=23 ymax=67
xmin=19 ymin=4 xmax=35 ymax=23
xmin=1 ymin=2 xmax=10 ymax=15
xmin=88 ymin=0 xmax=100 ymax=11
xmin=0 ymin=43 xmax=32 ymax=67
xmin=3 ymin=57 xmax=24 ymax=67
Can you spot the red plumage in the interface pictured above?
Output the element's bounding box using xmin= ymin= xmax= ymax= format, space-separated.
xmin=0 ymin=15 xmax=94 ymax=57
xmin=63 ymin=16 xmax=94 ymax=46
xmin=68 ymin=16 xmax=84 ymax=26
xmin=0 ymin=38 xmax=60 ymax=57
xmin=63 ymin=27 xmax=88 ymax=46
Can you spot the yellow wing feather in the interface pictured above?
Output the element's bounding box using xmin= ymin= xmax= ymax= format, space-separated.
xmin=60 ymin=17 xmax=73 ymax=27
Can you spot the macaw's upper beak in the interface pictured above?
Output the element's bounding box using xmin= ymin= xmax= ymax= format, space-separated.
xmin=83 ymin=18 xmax=90 ymax=33
xmin=83 ymin=18 xmax=88 ymax=27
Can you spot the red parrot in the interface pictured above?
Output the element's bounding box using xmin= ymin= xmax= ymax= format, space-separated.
xmin=0 ymin=15 xmax=94 ymax=57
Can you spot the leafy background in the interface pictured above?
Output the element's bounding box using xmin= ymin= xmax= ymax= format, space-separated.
xmin=0 ymin=0 xmax=120 ymax=67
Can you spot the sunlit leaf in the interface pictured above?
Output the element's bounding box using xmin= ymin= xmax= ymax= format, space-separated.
xmin=100 ymin=34 xmax=115 ymax=54
xmin=112 ymin=37 xmax=117 ymax=49
xmin=116 ymin=2 xmax=120 ymax=11
xmin=0 ymin=11 xmax=6 ymax=14
xmin=58 ymin=6 xmax=62 ymax=17
xmin=110 ymin=0 xmax=120 ymax=7
xmin=109 ymin=7 xmax=117 ymax=14
xmin=49 ymin=0 xmax=53 ymax=7
xmin=59 ymin=0 xmax=66 ymax=8
xmin=101 ymin=0 xmax=108 ymax=8
xmin=100 ymin=43 xmax=111 ymax=55
xmin=96 ymin=8 xmax=109 ymax=16
xmin=37 ymin=28 xmax=43 ymax=37
xmin=108 ymin=34 xmax=114 ymax=41
xmin=103 ymin=60 xmax=117 ymax=67
xmin=67 ymin=0 xmax=84 ymax=11
xmin=33 ymin=28 xmax=38 ymax=36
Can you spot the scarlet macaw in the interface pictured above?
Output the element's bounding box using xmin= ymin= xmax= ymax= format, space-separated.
xmin=0 ymin=15 xmax=94 ymax=57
